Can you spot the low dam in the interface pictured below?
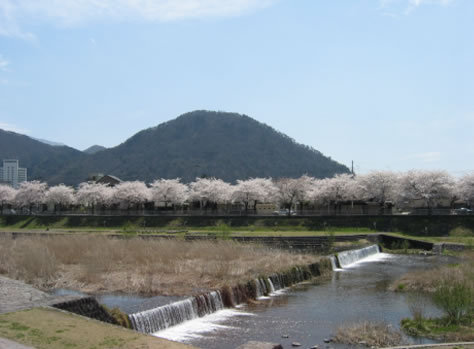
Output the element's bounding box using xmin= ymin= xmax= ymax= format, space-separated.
xmin=127 ymin=245 xmax=382 ymax=337
xmin=129 ymin=263 xmax=324 ymax=334
xmin=336 ymin=244 xmax=381 ymax=268
xmin=130 ymin=291 xmax=225 ymax=333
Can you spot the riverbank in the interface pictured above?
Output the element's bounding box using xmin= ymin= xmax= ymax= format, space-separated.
xmin=0 ymin=235 xmax=324 ymax=296
xmin=0 ymin=307 xmax=195 ymax=349
xmin=1 ymin=214 xmax=473 ymax=236
xmin=392 ymin=251 xmax=473 ymax=341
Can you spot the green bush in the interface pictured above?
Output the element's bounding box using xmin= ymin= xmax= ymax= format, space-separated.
xmin=449 ymin=226 xmax=473 ymax=237
xmin=106 ymin=307 xmax=132 ymax=329
xmin=432 ymin=279 xmax=473 ymax=324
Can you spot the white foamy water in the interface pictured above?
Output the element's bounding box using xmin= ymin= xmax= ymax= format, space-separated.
xmin=341 ymin=252 xmax=393 ymax=269
xmin=154 ymin=309 xmax=254 ymax=341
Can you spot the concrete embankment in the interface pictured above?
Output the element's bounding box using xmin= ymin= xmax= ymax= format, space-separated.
xmin=382 ymin=343 xmax=474 ymax=349
xmin=1 ymin=214 xmax=473 ymax=235
xmin=2 ymin=230 xmax=466 ymax=253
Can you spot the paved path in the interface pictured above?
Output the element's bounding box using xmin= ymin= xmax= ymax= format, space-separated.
xmin=0 ymin=337 xmax=36 ymax=349
xmin=0 ymin=276 xmax=78 ymax=314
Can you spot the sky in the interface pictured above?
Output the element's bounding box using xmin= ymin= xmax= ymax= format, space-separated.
xmin=0 ymin=0 xmax=473 ymax=176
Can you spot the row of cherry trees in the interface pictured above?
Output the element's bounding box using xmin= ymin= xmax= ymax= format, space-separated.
xmin=0 ymin=170 xmax=473 ymax=213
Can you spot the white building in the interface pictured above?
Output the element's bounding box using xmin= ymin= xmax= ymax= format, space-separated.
xmin=0 ymin=159 xmax=27 ymax=188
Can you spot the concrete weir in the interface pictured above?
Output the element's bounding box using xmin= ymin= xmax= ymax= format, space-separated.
xmin=129 ymin=262 xmax=325 ymax=335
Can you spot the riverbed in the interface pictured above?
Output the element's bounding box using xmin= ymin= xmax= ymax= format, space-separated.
xmin=156 ymin=253 xmax=452 ymax=349
xmin=51 ymin=252 xmax=454 ymax=349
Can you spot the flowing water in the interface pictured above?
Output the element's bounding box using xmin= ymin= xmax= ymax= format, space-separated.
xmin=155 ymin=252 xmax=453 ymax=349
xmin=52 ymin=247 xmax=455 ymax=349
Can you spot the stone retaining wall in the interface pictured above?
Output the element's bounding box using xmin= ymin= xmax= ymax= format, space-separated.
xmin=52 ymin=297 xmax=118 ymax=325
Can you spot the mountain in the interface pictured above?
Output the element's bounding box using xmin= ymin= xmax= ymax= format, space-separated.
xmin=31 ymin=137 xmax=66 ymax=147
xmin=0 ymin=111 xmax=350 ymax=185
xmin=83 ymin=145 xmax=107 ymax=154
xmin=0 ymin=129 xmax=85 ymax=183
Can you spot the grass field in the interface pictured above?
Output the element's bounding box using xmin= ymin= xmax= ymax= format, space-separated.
xmin=0 ymin=235 xmax=323 ymax=296
xmin=0 ymin=307 xmax=194 ymax=349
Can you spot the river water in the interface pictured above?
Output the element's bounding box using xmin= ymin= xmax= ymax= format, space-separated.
xmin=52 ymin=252 xmax=453 ymax=349
xmin=156 ymin=253 xmax=452 ymax=349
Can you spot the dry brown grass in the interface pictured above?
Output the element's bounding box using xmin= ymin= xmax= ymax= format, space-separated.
xmin=0 ymin=235 xmax=322 ymax=296
xmin=391 ymin=251 xmax=474 ymax=293
xmin=333 ymin=321 xmax=406 ymax=347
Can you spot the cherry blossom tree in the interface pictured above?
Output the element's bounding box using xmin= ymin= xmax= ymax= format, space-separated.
xmin=150 ymin=178 xmax=189 ymax=208
xmin=396 ymin=170 xmax=454 ymax=212
xmin=272 ymin=176 xmax=313 ymax=214
xmin=14 ymin=181 xmax=48 ymax=213
xmin=0 ymin=185 xmax=16 ymax=214
xmin=232 ymin=178 xmax=275 ymax=213
xmin=45 ymin=184 xmax=75 ymax=212
xmin=189 ymin=178 xmax=234 ymax=209
xmin=358 ymin=171 xmax=397 ymax=214
xmin=76 ymin=182 xmax=114 ymax=211
xmin=113 ymin=181 xmax=151 ymax=210
xmin=310 ymin=174 xmax=356 ymax=214
xmin=456 ymin=173 xmax=474 ymax=208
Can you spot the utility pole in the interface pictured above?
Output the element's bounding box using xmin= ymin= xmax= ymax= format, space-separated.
xmin=351 ymin=160 xmax=354 ymax=176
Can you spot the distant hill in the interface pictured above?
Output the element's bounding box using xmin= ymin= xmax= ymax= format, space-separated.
xmin=0 ymin=129 xmax=85 ymax=184
xmin=0 ymin=111 xmax=350 ymax=185
xmin=83 ymin=145 xmax=107 ymax=154
xmin=31 ymin=137 xmax=66 ymax=147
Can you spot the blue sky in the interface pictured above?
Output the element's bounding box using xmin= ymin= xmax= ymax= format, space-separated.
xmin=0 ymin=0 xmax=473 ymax=175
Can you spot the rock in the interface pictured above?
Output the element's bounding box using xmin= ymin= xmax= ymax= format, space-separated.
xmin=358 ymin=341 xmax=368 ymax=346
xmin=281 ymin=334 xmax=289 ymax=338
xmin=291 ymin=343 xmax=302 ymax=347
xmin=310 ymin=346 xmax=318 ymax=349
xmin=323 ymin=338 xmax=331 ymax=343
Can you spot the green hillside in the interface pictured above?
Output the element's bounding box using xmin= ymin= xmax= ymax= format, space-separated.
xmin=0 ymin=111 xmax=350 ymax=185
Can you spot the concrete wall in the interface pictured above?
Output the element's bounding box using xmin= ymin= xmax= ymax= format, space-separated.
xmin=1 ymin=214 xmax=473 ymax=236
xmin=52 ymin=297 xmax=118 ymax=325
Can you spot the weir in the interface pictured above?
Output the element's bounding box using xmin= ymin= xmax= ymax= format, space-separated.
xmin=129 ymin=291 xmax=224 ymax=334
xmin=329 ymin=255 xmax=340 ymax=270
xmin=335 ymin=244 xmax=380 ymax=268
xmin=128 ymin=248 xmax=381 ymax=335
xmin=130 ymin=265 xmax=319 ymax=334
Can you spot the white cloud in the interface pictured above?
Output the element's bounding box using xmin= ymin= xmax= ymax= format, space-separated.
xmin=0 ymin=54 xmax=9 ymax=71
xmin=0 ymin=122 xmax=30 ymax=134
xmin=0 ymin=0 xmax=277 ymax=38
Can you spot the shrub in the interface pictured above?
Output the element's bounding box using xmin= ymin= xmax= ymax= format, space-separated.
xmin=449 ymin=226 xmax=473 ymax=237
xmin=104 ymin=306 xmax=131 ymax=328
xmin=334 ymin=321 xmax=405 ymax=347
xmin=433 ymin=278 xmax=473 ymax=324
xmin=407 ymin=292 xmax=429 ymax=326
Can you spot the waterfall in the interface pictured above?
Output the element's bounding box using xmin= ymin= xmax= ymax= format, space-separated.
xmin=329 ymin=256 xmax=340 ymax=270
xmin=130 ymin=263 xmax=322 ymax=334
xmin=255 ymin=279 xmax=262 ymax=298
xmin=130 ymin=291 xmax=224 ymax=334
xmin=267 ymin=278 xmax=275 ymax=294
xmin=336 ymin=245 xmax=380 ymax=268
xmin=255 ymin=278 xmax=270 ymax=298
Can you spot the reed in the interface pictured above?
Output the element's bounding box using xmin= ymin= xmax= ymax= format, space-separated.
xmin=0 ymin=235 xmax=322 ymax=296
xmin=333 ymin=321 xmax=405 ymax=347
